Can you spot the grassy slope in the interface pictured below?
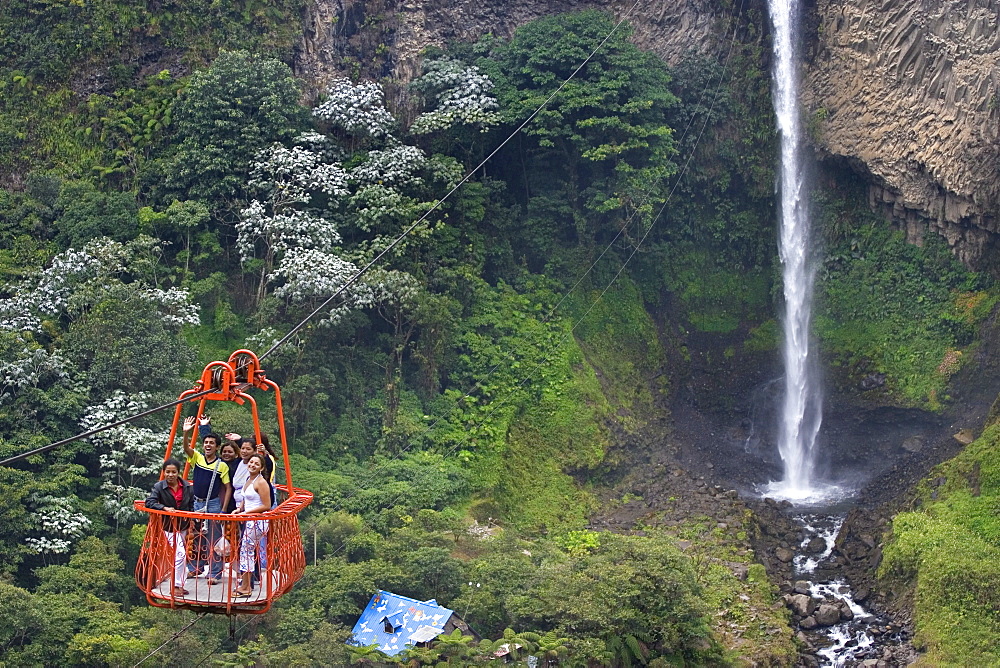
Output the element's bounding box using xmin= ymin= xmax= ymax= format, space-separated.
xmin=880 ymin=420 xmax=1000 ymax=665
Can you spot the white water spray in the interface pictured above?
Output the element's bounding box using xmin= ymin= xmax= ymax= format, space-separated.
xmin=767 ymin=0 xmax=824 ymax=500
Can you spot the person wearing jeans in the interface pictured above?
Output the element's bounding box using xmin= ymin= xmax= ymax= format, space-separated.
xmin=182 ymin=415 xmax=232 ymax=584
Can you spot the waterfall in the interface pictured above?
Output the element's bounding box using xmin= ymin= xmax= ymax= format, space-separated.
xmin=768 ymin=0 xmax=823 ymax=499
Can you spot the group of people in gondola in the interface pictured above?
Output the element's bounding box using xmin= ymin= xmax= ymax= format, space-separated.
xmin=144 ymin=414 xmax=278 ymax=598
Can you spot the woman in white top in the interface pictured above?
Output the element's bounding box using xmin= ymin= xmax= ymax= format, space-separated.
xmin=229 ymin=439 xmax=254 ymax=512
xmin=233 ymin=453 xmax=271 ymax=596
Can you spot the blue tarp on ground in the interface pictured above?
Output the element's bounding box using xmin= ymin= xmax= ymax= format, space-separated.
xmin=349 ymin=590 xmax=454 ymax=656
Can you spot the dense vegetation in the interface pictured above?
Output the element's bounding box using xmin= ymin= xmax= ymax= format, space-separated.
xmin=880 ymin=420 xmax=1000 ymax=666
xmin=1 ymin=2 xmax=998 ymax=666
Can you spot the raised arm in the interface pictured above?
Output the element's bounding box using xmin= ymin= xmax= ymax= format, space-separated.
xmin=181 ymin=416 xmax=197 ymax=458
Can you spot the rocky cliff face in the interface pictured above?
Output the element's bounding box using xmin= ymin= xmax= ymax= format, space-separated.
xmin=298 ymin=0 xmax=1000 ymax=270
xmin=296 ymin=0 xmax=724 ymax=97
xmin=803 ymin=0 xmax=1000 ymax=270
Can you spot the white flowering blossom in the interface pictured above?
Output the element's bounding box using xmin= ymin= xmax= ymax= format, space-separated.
xmin=0 ymin=343 xmax=71 ymax=402
xmin=365 ymin=268 xmax=420 ymax=306
xmin=26 ymin=495 xmax=92 ymax=554
xmin=0 ymin=244 xmax=107 ymax=332
xmin=410 ymin=57 xmax=500 ymax=135
xmin=142 ymin=287 xmax=201 ymax=328
xmin=0 ymin=238 xmax=199 ymax=333
xmin=25 ymin=536 xmax=74 ymax=555
xmin=83 ymin=391 xmax=168 ymax=521
xmin=237 ymin=203 xmax=340 ymax=262
xmin=250 ymin=143 xmax=350 ymax=204
xmin=271 ymin=248 xmax=362 ymax=304
xmin=294 ymin=131 xmax=345 ymax=161
xmin=351 ymin=145 xmax=428 ymax=188
xmin=313 ymin=78 xmax=396 ymax=139
xmin=238 ymin=77 xmax=448 ymax=339
xmin=245 ymin=326 xmax=282 ymax=352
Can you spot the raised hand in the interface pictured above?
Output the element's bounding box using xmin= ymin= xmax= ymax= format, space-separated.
xmin=183 ymin=416 xmax=196 ymax=431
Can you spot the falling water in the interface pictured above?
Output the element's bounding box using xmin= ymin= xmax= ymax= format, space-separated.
xmin=767 ymin=0 xmax=824 ymax=500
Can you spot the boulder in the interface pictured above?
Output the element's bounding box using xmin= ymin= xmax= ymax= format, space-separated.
xmin=775 ymin=547 xmax=795 ymax=563
xmin=839 ymin=602 xmax=854 ymax=621
xmin=789 ymin=594 xmax=818 ymax=618
xmin=800 ymin=615 xmax=818 ymax=630
xmin=793 ymin=580 xmax=812 ymax=595
xmin=807 ymin=536 xmax=826 ymax=553
xmin=815 ymin=603 xmax=842 ymax=626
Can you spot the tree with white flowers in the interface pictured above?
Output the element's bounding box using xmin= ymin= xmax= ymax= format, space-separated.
xmin=409 ymin=56 xmax=501 ymax=135
xmin=0 ymin=237 xmax=200 ymax=336
xmin=81 ymin=391 xmax=169 ymax=523
xmin=25 ymin=494 xmax=92 ymax=558
xmin=312 ymin=78 xmax=396 ymax=144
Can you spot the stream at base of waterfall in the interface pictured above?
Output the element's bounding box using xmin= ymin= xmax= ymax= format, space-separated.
xmin=783 ymin=514 xmax=910 ymax=667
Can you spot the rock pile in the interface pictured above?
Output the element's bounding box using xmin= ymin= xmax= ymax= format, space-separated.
xmin=782 ymin=581 xmax=856 ymax=629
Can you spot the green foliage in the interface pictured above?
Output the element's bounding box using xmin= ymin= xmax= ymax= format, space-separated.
xmin=817 ymin=210 xmax=995 ymax=408
xmin=0 ymin=0 xmax=304 ymax=179
xmin=54 ymin=180 xmax=139 ymax=248
xmin=881 ymin=424 xmax=1000 ymax=664
xmin=146 ymin=50 xmax=308 ymax=208
xmin=297 ymin=451 xmax=471 ymax=532
xmin=0 ymin=182 xmax=57 ymax=282
xmin=744 ymin=319 xmax=780 ymax=353
xmin=64 ymin=285 xmax=195 ymax=396
xmin=660 ymin=247 xmax=771 ymax=334
xmin=35 ymin=536 xmax=131 ymax=603
xmin=564 ymin=270 xmax=667 ymax=417
xmin=476 ymin=10 xmax=678 ymax=263
xmin=554 ymin=529 xmax=601 ymax=557
xmin=503 ymin=532 xmax=722 ymax=663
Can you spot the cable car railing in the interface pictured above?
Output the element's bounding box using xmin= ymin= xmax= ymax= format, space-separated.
xmin=133 ymin=350 xmax=313 ymax=614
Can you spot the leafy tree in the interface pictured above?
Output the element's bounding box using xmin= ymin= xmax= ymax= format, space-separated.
xmin=23 ymin=493 xmax=92 ymax=557
xmin=149 ymin=50 xmax=308 ymax=208
xmin=503 ymin=533 xmax=720 ymax=663
xmin=484 ymin=628 xmax=539 ymax=662
xmin=53 ymin=180 xmax=139 ymax=249
xmin=64 ymin=286 xmax=195 ymax=396
xmin=0 ymin=468 xmax=41 ymax=573
xmin=398 ymin=643 xmax=441 ymax=666
xmin=138 ymin=199 xmax=215 ymax=283
xmin=34 ymin=536 xmax=131 ymax=603
xmin=81 ymin=391 xmax=169 ymax=522
xmin=313 ymin=78 xmax=396 ymax=147
xmin=0 ymin=582 xmax=46 ymax=656
xmin=536 ymin=630 xmax=571 ymax=666
xmin=431 ymin=628 xmax=476 ymax=665
xmin=480 ymin=10 xmax=679 ymax=261
xmin=348 ymin=642 xmax=391 ymax=666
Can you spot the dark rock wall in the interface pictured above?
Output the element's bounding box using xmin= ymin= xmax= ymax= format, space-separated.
xmin=803 ymin=0 xmax=1000 ymax=269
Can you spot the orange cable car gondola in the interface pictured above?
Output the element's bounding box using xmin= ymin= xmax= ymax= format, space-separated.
xmin=134 ymin=350 xmax=313 ymax=615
